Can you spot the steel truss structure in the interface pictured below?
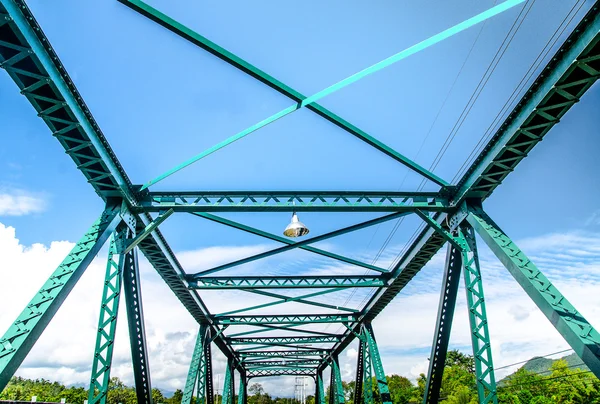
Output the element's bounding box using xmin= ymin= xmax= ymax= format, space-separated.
xmin=0 ymin=1 xmax=599 ymax=404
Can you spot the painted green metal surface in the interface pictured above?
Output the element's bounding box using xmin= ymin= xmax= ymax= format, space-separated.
xmin=136 ymin=0 xmax=524 ymax=189
xmin=88 ymin=232 xmax=129 ymax=404
xmin=363 ymin=335 xmax=373 ymax=404
xmin=423 ymin=244 xmax=463 ymax=404
xmin=316 ymin=371 xmax=326 ymax=404
xmin=237 ymin=374 xmax=246 ymax=404
xmin=467 ymin=205 xmax=600 ymax=378
xmin=459 ymin=225 xmax=498 ymax=404
xmin=354 ymin=336 xmax=365 ymax=404
xmin=182 ymin=325 xmax=208 ymax=404
xmin=229 ymin=336 xmax=339 ymax=345
xmin=123 ymin=247 xmax=153 ymax=404
xmin=247 ymin=368 xmax=315 ymax=378
xmin=189 ymin=275 xmax=386 ymax=289
xmin=240 ymin=350 xmax=327 ymax=358
xmin=0 ymin=206 xmax=121 ymax=391
xmin=216 ymin=314 xmax=356 ymax=325
xmin=364 ymin=324 xmax=392 ymax=404
xmin=331 ymin=356 xmax=345 ymax=404
xmin=142 ymin=192 xmax=448 ymax=213
xmin=222 ymin=359 xmax=233 ymax=404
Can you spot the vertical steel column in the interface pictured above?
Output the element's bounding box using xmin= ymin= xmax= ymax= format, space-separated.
xmin=205 ymin=329 xmax=215 ymax=404
xmin=222 ymin=358 xmax=233 ymax=404
xmin=354 ymin=337 xmax=365 ymax=404
xmin=467 ymin=205 xmax=600 ymax=377
xmin=459 ymin=224 xmax=497 ymax=404
xmin=363 ymin=324 xmax=391 ymax=404
xmin=328 ymin=363 xmax=335 ymax=404
xmin=423 ymin=244 xmax=463 ymax=404
xmin=0 ymin=206 xmax=121 ymax=390
xmin=182 ymin=324 xmax=208 ymax=404
xmin=316 ymin=369 xmax=326 ymax=404
xmin=363 ymin=336 xmax=373 ymax=404
xmin=196 ymin=326 xmax=211 ymax=404
xmin=123 ymin=247 xmax=153 ymax=404
xmin=237 ymin=372 xmax=246 ymax=404
xmin=88 ymin=228 xmax=131 ymax=404
xmin=331 ymin=355 xmax=345 ymax=404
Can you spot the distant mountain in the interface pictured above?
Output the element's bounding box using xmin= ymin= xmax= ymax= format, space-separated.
xmin=501 ymin=352 xmax=589 ymax=382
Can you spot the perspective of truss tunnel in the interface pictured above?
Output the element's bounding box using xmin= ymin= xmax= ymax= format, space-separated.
xmin=0 ymin=1 xmax=599 ymax=404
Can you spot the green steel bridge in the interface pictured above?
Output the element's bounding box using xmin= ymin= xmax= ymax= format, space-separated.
xmin=0 ymin=1 xmax=599 ymax=404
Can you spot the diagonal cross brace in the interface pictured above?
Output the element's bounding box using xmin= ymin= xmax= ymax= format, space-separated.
xmin=191 ymin=212 xmax=395 ymax=273
xmin=190 ymin=212 xmax=409 ymax=277
xmin=131 ymin=0 xmax=526 ymax=189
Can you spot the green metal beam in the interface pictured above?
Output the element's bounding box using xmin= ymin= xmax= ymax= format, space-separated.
xmin=363 ymin=324 xmax=391 ymax=404
xmin=118 ymin=0 xmax=448 ymax=187
xmin=222 ymin=358 xmax=233 ymax=404
xmin=228 ymin=324 xmax=340 ymax=338
xmin=188 ymin=275 xmax=386 ymax=289
xmin=247 ymin=368 xmax=315 ymax=378
xmin=423 ymin=244 xmax=463 ymax=404
xmin=316 ymin=370 xmax=326 ymax=404
xmin=240 ymin=350 xmax=327 ymax=358
xmin=229 ymin=336 xmax=339 ymax=345
xmin=192 ymin=212 xmax=409 ymax=277
xmin=331 ymin=355 xmax=345 ymax=404
xmin=0 ymin=206 xmax=121 ymax=390
xmin=123 ymin=209 xmax=173 ymax=254
xmin=182 ymin=325 xmax=208 ymax=404
xmin=244 ymin=360 xmax=322 ymax=368
xmin=216 ymin=314 xmax=356 ymax=325
xmin=467 ymin=205 xmax=600 ymax=378
xmin=88 ymin=231 xmax=129 ymax=404
xmin=459 ymin=224 xmax=498 ymax=404
xmin=191 ymin=212 xmax=392 ymax=273
xmin=237 ymin=343 xmax=327 ymax=352
xmin=123 ymin=246 xmax=153 ymax=404
xmin=141 ymin=192 xmax=448 ymax=213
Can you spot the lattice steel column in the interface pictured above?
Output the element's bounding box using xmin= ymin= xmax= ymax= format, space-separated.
xmin=459 ymin=224 xmax=497 ymax=404
xmin=331 ymin=355 xmax=345 ymax=404
xmin=182 ymin=324 xmax=209 ymax=404
xmin=467 ymin=205 xmax=600 ymax=377
xmin=363 ymin=324 xmax=391 ymax=404
xmin=205 ymin=329 xmax=215 ymax=404
xmin=363 ymin=334 xmax=373 ymax=404
xmin=316 ymin=369 xmax=326 ymax=404
xmin=0 ymin=205 xmax=121 ymax=390
xmin=237 ymin=372 xmax=246 ymax=404
xmin=88 ymin=228 xmax=131 ymax=404
xmin=423 ymin=244 xmax=463 ymax=404
xmin=123 ymin=247 xmax=153 ymax=404
xmin=354 ymin=337 xmax=365 ymax=404
xmin=222 ymin=358 xmax=233 ymax=404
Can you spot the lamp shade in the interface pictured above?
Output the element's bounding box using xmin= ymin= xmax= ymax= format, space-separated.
xmin=283 ymin=212 xmax=309 ymax=237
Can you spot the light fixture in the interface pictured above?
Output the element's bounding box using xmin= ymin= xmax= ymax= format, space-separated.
xmin=283 ymin=212 xmax=309 ymax=237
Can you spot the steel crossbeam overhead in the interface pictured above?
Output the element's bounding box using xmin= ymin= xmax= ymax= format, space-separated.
xmin=240 ymin=350 xmax=327 ymax=358
xmin=188 ymin=275 xmax=386 ymax=289
xmin=215 ymin=314 xmax=357 ymax=326
xmin=228 ymin=336 xmax=340 ymax=345
xmin=1 ymin=0 xmax=599 ymax=400
xmin=138 ymin=191 xmax=449 ymax=213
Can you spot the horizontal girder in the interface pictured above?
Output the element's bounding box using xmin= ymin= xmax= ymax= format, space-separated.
xmin=243 ymin=360 xmax=322 ymax=367
xmin=188 ymin=275 xmax=386 ymax=289
xmin=215 ymin=314 xmax=357 ymax=325
xmin=228 ymin=336 xmax=340 ymax=345
xmin=136 ymin=191 xmax=449 ymax=212
xmin=239 ymin=350 xmax=327 ymax=358
xmin=247 ymin=368 xmax=315 ymax=378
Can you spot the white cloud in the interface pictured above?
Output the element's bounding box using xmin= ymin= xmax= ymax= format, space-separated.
xmin=1 ymin=221 xmax=599 ymax=397
xmin=0 ymin=189 xmax=46 ymax=216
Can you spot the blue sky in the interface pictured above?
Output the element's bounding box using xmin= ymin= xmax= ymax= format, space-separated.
xmin=1 ymin=0 xmax=599 ymax=396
